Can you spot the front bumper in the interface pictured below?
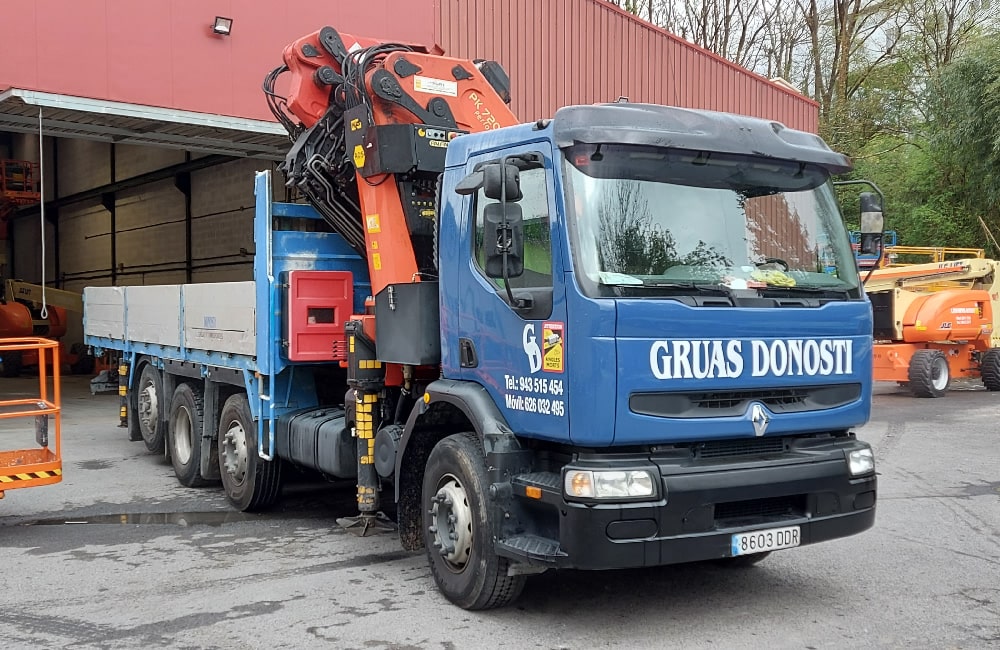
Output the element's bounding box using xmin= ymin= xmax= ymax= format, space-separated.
xmin=500 ymin=440 xmax=877 ymax=570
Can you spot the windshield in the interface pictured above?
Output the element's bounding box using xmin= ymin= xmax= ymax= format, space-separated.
xmin=562 ymin=144 xmax=861 ymax=300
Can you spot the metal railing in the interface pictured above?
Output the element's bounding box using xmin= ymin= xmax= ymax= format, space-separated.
xmin=0 ymin=337 xmax=63 ymax=499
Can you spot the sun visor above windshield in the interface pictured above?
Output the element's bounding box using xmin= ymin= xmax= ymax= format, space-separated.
xmin=551 ymin=104 xmax=852 ymax=176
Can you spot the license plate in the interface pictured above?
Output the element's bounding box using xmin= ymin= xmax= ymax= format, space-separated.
xmin=731 ymin=525 xmax=800 ymax=556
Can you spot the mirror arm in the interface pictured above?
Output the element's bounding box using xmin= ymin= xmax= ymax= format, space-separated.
xmin=832 ymin=179 xmax=884 ymax=214
xmin=498 ymin=155 xmax=518 ymax=308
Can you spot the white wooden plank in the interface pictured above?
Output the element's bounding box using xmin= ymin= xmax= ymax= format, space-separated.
xmin=182 ymin=282 xmax=256 ymax=355
xmin=83 ymin=286 xmax=126 ymax=340
xmin=124 ymin=285 xmax=182 ymax=347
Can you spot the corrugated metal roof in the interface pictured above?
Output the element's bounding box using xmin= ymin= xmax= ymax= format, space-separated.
xmin=0 ymin=89 xmax=290 ymax=159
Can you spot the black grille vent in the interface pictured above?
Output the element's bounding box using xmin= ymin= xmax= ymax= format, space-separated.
xmin=629 ymin=384 xmax=861 ymax=418
xmin=692 ymin=389 xmax=807 ymax=410
xmin=685 ymin=437 xmax=787 ymax=459
xmin=715 ymin=495 xmax=806 ymax=524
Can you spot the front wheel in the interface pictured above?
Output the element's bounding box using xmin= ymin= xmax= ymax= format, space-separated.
xmin=218 ymin=393 xmax=282 ymax=511
xmin=169 ymin=383 xmax=210 ymax=487
xmin=980 ymin=349 xmax=1000 ymax=391
xmin=908 ymin=349 xmax=950 ymax=398
xmin=422 ymin=432 xmax=526 ymax=610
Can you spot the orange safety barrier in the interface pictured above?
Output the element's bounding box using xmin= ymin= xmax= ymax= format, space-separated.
xmin=0 ymin=337 xmax=62 ymax=499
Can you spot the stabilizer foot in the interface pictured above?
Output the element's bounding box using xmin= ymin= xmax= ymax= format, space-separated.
xmin=336 ymin=513 xmax=397 ymax=537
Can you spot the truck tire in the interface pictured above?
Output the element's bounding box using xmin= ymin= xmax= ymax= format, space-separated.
xmin=1 ymin=350 xmax=21 ymax=377
xmin=907 ymin=349 xmax=949 ymax=398
xmin=137 ymin=363 xmax=165 ymax=453
xmin=218 ymin=393 xmax=282 ymax=512
xmin=422 ymin=432 xmax=526 ymax=610
xmin=981 ymin=349 xmax=1000 ymax=391
xmin=169 ymin=382 xmax=210 ymax=487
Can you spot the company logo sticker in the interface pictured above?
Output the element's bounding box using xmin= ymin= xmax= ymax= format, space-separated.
xmin=542 ymin=322 xmax=564 ymax=373
xmin=523 ymin=324 xmax=542 ymax=373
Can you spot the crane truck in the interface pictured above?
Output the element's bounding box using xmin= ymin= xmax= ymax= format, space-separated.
xmin=83 ymin=26 xmax=879 ymax=609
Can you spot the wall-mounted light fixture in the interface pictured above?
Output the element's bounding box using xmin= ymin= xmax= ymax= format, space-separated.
xmin=212 ymin=16 xmax=233 ymax=36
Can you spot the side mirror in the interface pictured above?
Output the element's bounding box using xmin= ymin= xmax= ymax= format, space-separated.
xmin=484 ymin=162 xmax=522 ymax=201
xmin=484 ymin=202 xmax=524 ymax=278
xmin=858 ymin=192 xmax=884 ymax=256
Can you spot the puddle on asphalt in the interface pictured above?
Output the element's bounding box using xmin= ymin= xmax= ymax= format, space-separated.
xmin=25 ymin=511 xmax=281 ymax=526
xmin=958 ymin=480 xmax=1000 ymax=498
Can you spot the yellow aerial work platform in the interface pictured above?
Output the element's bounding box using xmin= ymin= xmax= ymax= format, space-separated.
xmin=0 ymin=338 xmax=63 ymax=499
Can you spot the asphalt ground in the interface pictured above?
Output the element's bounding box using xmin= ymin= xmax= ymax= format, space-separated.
xmin=1 ymin=375 xmax=998 ymax=649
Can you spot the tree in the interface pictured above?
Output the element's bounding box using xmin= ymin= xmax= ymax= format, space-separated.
xmin=931 ymin=37 xmax=1000 ymax=222
xmin=597 ymin=181 xmax=678 ymax=274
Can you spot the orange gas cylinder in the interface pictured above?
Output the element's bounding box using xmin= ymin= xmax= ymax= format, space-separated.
xmin=0 ymin=301 xmax=33 ymax=338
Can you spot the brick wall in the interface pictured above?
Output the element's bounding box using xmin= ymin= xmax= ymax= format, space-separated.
xmin=190 ymin=158 xmax=259 ymax=282
xmin=115 ymin=144 xmax=186 ymax=178
xmin=57 ymin=139 xmax=111 ymax=196
xmin=58 ymin=199 xmax=110 ymax=279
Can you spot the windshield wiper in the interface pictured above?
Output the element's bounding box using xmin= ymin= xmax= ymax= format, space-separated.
xmin=757 ymin=285 xmax=852 ymax=295
xmin=602 ymin=281 xmax=738 ymax=302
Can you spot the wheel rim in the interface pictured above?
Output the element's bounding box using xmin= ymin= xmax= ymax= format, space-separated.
xmin=931 ymin=356 xmax=949 ymax=391
xmin=221 ymin=418 xmax=249 ymax=486
xmin=138 ymin=379 xmax=158 ymax=431
xmin=173 ymin=406 xmax=193 ymax=465
xmin=428 ymin=475 xmax=474 ymax=572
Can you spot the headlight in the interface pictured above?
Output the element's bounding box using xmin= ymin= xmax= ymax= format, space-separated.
xmin=848 ymin=448 xmax=875 ymax=476
xmin=563 ymin=469 xmax=658 ymax=500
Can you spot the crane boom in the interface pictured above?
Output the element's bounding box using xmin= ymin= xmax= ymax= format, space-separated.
xmin=266 ymin=26 xmax=517 ymax=296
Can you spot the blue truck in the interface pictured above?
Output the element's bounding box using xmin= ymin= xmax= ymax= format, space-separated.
xmin=84 ymin=29 xmax=879 ymax=610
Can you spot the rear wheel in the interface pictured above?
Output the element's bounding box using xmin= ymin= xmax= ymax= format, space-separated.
xmin=137 ymin=363 xmax=165 ymax=453
xmin=169 ymin=383 xmax=209 ymax=487
xmin=218 ymin=393 xmax=282 ymax=511
xmin=422 ymin=432 xmax=526 ymax=610
xmin=908 ymin=349 xmax=949 ymax=398
xmin=981 ymin=349 xmax=1000 ymax=391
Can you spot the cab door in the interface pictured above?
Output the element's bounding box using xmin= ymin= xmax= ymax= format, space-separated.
xmin=455 ymin=147 xmax=570 ymax=442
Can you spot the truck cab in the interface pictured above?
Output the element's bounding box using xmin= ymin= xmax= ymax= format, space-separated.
xmin=402 ymin=103 xmax=876 ymax=593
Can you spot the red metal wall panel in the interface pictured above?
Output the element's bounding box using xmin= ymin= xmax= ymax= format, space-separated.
xmin=437 ymin=0 xmax=818 ymax=133
xmin=0 ymin=0 xmax=438 ymax=121
xmin=1 ymin=1 xmax=817 ymax=132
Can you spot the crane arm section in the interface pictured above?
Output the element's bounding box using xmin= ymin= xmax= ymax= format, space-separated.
xmin=266 ymin=26 xmax=517 ymax=296
xmin=864 ymin=258 xmax=1000 ymax=294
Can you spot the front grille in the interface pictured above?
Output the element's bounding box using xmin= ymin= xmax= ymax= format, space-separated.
xmin=692 ymin=389 xmax=807 ymax=410
xmin=714 ymin=495 xmax=806 ymax=525
xmin=684 ymin=437 xmax=787 ymax=459
xmin=629 ymin=383 xmax=862 ymax=418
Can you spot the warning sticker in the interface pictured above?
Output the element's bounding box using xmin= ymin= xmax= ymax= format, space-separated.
xmin=353 ymin=144 xmax=365 ymax=169
xmin=366 ymin=214 xmax=381 ymax=233
xmin=414 ymin=75 xmax=458 ymax=97
xmin=542 ymin=322 xmax=564 ymax=373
